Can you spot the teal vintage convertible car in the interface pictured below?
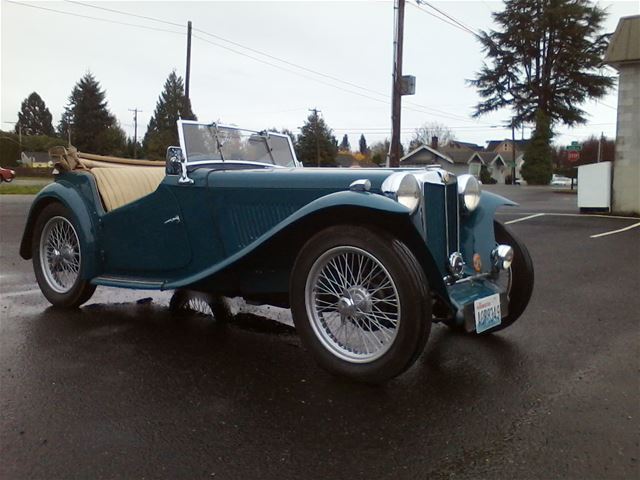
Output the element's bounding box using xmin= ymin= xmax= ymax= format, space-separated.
xmin=20 ymin=120 xmax=533 ymax=383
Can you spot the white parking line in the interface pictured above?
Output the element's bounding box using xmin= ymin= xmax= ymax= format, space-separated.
xmin=590 ymin=222 xmax=640 ymax=239
xmin=505 ymin=213 xmax=545 ymax=224
xmin=497 ymin=211 xmax=639 ymax=221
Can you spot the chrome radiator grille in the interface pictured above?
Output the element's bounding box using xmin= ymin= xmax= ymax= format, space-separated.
xmin=424 ymin=181 xmax=460 ymax=274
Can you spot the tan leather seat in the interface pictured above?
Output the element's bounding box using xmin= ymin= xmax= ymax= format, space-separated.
xmin=91 ymin=167 xmax=165 ymax=212
xmin=48 ymin=146 xmax=167 ymax=212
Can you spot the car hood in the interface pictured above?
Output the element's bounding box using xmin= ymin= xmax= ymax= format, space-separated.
xmin=206 ymin=167 xmax=424 ymax=193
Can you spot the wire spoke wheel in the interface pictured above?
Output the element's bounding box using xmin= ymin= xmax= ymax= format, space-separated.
xmin=39 ymin=216 xmax=81 ymax=294
xmin=305 ymin=246 xmax=401 ymax=363
xmin=169 ymin=289 xmax=231 ymax=322
xmin=181 ymin=296 xmax=215 ymax=317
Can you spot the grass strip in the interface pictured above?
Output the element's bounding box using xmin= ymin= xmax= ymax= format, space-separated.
xmin=0 ymin=185 xmax=45 ymax=195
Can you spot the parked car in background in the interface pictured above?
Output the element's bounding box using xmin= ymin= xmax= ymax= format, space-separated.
xmin=551 ymin=174 xmax=573 ymax=187
xmin=0 ymin=166 xmax=16 ymax=182
xmin=20 ymin=120 xmax=534 ymax=383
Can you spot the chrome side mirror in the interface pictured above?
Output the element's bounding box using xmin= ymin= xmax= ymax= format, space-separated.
xmin=166 ymin=146 xmax=193 ymax=184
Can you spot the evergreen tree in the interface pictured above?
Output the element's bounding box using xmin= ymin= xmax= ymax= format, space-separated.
xmin=470 ymin=0 xmax=613 ymax=174
xmin=339 ymin=134 xmax=350 ymax=151
xmin=143 ymin=71 xmax=196 ymax=160
xmin=521 ymin=110 xmax=554 ymax=184
xmin=359 ymin=134 xmax=368 ymax=155
xmin=16 ymin=92 xmax=55 ymax=136
xmin=295 ymin=110 xmax=338 ymax=167
xmin=58 ymin=73 xmax=125 ymax=154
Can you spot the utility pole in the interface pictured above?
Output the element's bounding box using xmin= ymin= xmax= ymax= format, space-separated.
xmin=511 ymin=119 xmax=516 ymax=185
xmin=597 ymin=131 xmax=603 ymax=163
xmin=309 ymin=108 xmax=321 ymax=167
xmin=129 ymin=108 xmax=142 ymax=158
xmin=185 ymin=20 xmax=192 ymax=100
xmin=389 ymin=0 xmax=405 ymax=168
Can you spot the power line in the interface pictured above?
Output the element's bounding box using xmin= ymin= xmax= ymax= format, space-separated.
xmin=64 ymin=0 xmax=183 ymax=28
xmin=191 ymin=35 xmax=390 ymax=106
xmin=409 ymin=1 xmax=478 ymax=37
xmin=192 ymin=34 xmax=473 ymax=124
xmin=62 ymin=0 xmax=486 ymax=125
xmin=13 ymin=0 xmax=489 ymax=127
xmin=6 ymin=1 xmax=185 ymax=35
xmin=414 ymin=1 xmax=479 ymax=37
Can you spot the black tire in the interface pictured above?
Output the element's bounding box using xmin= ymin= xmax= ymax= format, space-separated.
xmin=290 ymin=225 xmax=431 ymax=384
xmin=32 ymin=203 xmax=96 ymax=308
xmin=482 ymin=220 xmax=534 ymax=334
xmin=5 ymin=177 xmax=13 ymax=183
xmin=169 ymin=289 xmax=232 ymax=322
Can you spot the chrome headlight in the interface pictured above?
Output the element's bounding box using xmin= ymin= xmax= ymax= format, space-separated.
xmin=381 ymin=172 xmax=421 ymax=213
xmin=457 ymin=174 xmax=481 ymax=213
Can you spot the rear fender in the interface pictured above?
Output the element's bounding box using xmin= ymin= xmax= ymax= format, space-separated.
xmin=19 ymin=179 xmax=100 ymax=279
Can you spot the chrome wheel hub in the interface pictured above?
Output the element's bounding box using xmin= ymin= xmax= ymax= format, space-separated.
xmin=336 ymin=286 xmax=373 ymax=319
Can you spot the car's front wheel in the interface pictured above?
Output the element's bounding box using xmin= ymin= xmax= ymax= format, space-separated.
xmin=32 ymin=203 xmax=96 ymax=307
xmin=290 ymin=225 xmax=431 ymax=383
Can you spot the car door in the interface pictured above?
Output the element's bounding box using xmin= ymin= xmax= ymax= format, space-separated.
xmin=100 ymin=185 xmax=192 ymax=275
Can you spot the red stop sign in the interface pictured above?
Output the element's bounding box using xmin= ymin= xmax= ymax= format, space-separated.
xmin=568 ymin=150 xmax=580 ymax=162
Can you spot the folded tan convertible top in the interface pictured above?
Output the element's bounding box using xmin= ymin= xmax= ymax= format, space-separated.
xmin=49 ymin=146 xmax=164 ymax=171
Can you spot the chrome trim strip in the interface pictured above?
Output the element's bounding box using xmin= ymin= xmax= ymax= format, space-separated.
xmin=456 ymin=181 xmax=461 ymax=253
xmin=444 ymin=184 xmax=450 ymax=257
xmin=187 ymin=160 xmax=288 ymax=169
xmin=444 ymin=272 xmax=491 ymax=285
xmin=93 ymin=275 xmax=164 ymax=286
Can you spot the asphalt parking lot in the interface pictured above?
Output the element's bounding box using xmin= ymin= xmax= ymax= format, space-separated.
xmin=1 ymin=188 xmax=638 ymax=479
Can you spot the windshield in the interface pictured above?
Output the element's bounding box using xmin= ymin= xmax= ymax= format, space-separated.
xmin=180 ymin=122 xmax=296 ymax=167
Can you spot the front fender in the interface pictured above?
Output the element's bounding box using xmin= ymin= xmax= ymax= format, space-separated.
xmin=460 ymin=191 xmax=517 ymax=268
xmin=19 ymin=179 xmax=100 ymax=279
xmin=164 ymin=190 xmax=415 ymax=289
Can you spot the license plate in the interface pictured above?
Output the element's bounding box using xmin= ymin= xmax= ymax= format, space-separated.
xmin=474 ymin=293 xmax=501 ymax=333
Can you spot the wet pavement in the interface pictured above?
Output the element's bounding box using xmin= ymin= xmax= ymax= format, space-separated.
xmin=1 ymin=191 xmax=638 ymax=479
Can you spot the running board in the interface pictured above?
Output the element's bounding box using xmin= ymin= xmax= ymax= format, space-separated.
xmin=92 ymin=275 xmax=165 ymax=290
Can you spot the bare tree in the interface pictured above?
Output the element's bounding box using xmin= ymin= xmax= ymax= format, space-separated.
xmin=409 ymin=122 xmax=455 ymax=150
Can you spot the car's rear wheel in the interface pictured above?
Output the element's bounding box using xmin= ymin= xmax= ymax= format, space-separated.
xmin=290 ymin=225 xmax=431 ymax=383
xmin=32 ymin=203 xmax=96 ymax=307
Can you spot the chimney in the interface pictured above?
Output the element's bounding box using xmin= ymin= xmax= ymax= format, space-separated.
xmin=431 ymin=136 xmax=438 ymax=150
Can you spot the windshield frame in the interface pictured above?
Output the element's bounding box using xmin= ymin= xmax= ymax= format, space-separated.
xmin=177 ymin=119 xmax=300 ymax=168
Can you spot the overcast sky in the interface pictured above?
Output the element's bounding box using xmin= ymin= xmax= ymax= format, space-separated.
xmin=1 ymin=0 xmax=638 ymax=150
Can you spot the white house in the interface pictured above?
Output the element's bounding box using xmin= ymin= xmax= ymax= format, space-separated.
xmin=400 ymin=141 xmax=513 ymax=184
